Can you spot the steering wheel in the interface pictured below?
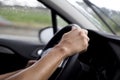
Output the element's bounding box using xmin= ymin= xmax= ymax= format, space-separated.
xmin=39 ymin=24 xmax=120 ymax=80
xmin=39 ymin=24 xmax=83 ymax=80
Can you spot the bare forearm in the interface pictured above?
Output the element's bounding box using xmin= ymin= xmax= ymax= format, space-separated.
xmin=0 ymin=70 xmax=21 ymax=80
xmin=4 ymin=27 xmax=89 ymax=80
xmin=6 ymin=45 xmax=68 ymax=80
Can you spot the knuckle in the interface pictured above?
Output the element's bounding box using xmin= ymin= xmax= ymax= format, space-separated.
xmin=63 ymin=39 xmax=71 ymax=45
xmin=63 ymin=33 xmax=69 ymax=37
xmin=83 ymin=29 xmax=88 ymax=34
xmin=82 ymin=40 xmax=89 ymax=48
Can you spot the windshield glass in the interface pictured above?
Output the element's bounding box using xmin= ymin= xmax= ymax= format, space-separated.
xmin=67 ymin=0 xmax=120 ymax=36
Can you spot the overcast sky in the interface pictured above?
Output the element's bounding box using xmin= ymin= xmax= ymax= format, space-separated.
xmin=0 ymin=0 xmax=42 ymax=7
xmin=0 ymin=0 xmax=120 ymax=11
xmin=69 ymin=0 xmax=120 ymax=11
xmin=90 ymin=0 xmax=120 ymax=11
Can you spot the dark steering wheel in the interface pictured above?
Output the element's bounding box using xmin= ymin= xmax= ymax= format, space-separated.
xmin=40 ymin=24 xmax=82 ymax=80
xmin=39 ymin=24 xmax=120 ymax=80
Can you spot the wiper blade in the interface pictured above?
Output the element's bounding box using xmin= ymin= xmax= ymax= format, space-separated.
xmin=83 ymin=0 xmax=116 ymax=35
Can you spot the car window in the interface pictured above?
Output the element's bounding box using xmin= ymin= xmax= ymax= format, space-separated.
xmin=0 ymin=0 xmax=51 ymax=43
xmin=0 ymin=0 xmax=69 ymax=43
xmin=57 ymin=16 xmax=68 ymax=27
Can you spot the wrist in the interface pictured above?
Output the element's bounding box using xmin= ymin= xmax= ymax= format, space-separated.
xmin=52 ymin=44 xmax=70 ymax=59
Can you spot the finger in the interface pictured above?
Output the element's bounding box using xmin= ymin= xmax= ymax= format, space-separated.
xmin=79 ymin=30 xmax=90 ymax=42
xmin=72 ymin=24 xmax=81 ymax=30
xmin=72 ymin=26 xmax=77 ymax=30
xmin=81 ymin=29 xmax=88 ymax=35
xmin=73 ymin=24 xmax=81 ymax=29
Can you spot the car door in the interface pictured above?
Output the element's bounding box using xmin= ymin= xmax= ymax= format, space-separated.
xmin=0 ymin=4 xmax=43 ymax=74
xmin=0 ymin=0 xmax=55 ymax=74
xmin=0 ymin=0 xmax=69 ymax=74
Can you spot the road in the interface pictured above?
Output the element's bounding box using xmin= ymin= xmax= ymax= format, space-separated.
xmin=0 ymin=26 xmax=40 ymax=43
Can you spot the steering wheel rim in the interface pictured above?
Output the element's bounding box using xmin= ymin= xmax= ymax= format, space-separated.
xmin=40 ymin=24 xmax=82 ymax=80
xmin=40 ymin=25 xmax=120 ymax=80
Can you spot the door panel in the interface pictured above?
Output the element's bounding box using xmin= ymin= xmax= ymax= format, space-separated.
xmin=0 ymin=38 xmax=45 ymax=74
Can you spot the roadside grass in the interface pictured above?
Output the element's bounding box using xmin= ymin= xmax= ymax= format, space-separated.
xmin=0 ymin=7 xmax=51 ymax=28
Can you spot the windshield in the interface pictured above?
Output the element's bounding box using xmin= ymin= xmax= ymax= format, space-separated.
xmin=67 ymin=0 xmax=120 ymax=36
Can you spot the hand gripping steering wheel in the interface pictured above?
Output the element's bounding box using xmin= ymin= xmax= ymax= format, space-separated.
xmin=40 ymin=24 xmax=84 ymax=80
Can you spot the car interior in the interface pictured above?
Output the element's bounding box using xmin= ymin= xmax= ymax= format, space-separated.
xmin=0 ymin=0 xmax=120 ymax=80
xmin=0 ymin=24 xmax=120 ymax=80
xmin=43 ymin=25 xmax=120 ymax=80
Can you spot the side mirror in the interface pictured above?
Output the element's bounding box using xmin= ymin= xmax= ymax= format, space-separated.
xmin=39 ymin=27 xmax=54 ymax=44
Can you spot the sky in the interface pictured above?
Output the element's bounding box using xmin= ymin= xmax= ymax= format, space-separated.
xmin=0 ymin=0 xmax=120 ymax=11
xmin=69 ymin=0 xmax=120 ymax=11
xmin=0 ymin=0 xmax=42 ymax=7
xmin=90 ymin=0 xmax=120 ymax=11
